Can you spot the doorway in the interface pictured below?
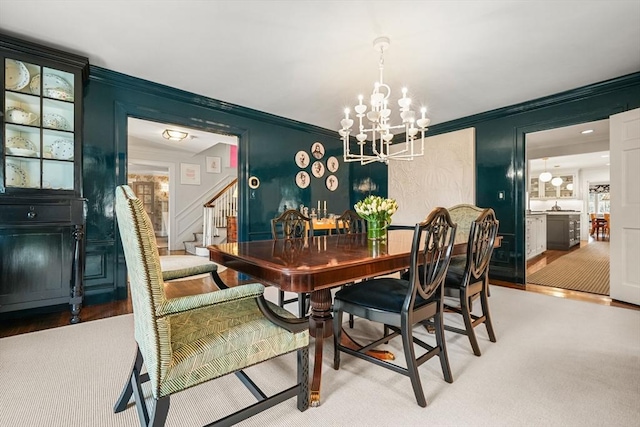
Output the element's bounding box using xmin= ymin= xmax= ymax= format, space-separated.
xmin=127 ymin=117 xmax=238 ymax=252
xmin=524 ymin=119 xmax=611 ymax=296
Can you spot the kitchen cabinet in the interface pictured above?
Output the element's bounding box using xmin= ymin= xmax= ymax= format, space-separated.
xmin=546 ymin=213 xmax=581 ymax=250
xmin=526 ymin=214 xmax=547 ymax=260
xmin=1 ymin=34 xmax=89 ymax=323
xmin=530 ymin=174 xmax=577 ymax=199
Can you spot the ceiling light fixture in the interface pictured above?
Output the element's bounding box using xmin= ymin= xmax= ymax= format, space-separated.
xmin=581 ymin=129 xmax=594 ymax=134
xmin=539 ymin=157 xmax=552 ymax=182
xmin=162 ymin=129 xmax=188 ymax=141
xmin=339 ymin=36 xmax=430 ymax=165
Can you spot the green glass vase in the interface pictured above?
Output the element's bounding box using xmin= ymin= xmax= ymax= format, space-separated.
xmin=367 ymin=219 xmax=387 ymax=240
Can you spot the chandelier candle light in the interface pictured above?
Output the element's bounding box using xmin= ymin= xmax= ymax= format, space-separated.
xmin=339 ymin=36 xmax=430 ymax=165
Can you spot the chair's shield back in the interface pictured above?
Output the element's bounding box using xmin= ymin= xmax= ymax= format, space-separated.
xmin=410 ymin=207 xmax=457 ymax=304
xmin=448 ymin=204 xmax=484 ymax=245
xmin=115 ymin=185 xmax=169 ymax=389
xmin=335 ymin=209 xmax=366 ymax=234
xmin=465 ymin=208 xmax=499 ymax=283
xmin=271 ymin=209 xmax=313 ymax=239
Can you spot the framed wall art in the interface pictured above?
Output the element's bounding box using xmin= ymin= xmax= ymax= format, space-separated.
xmin=180 ymin=163 xmax=201 ymax=185
xmin=206 ymin=156 xmax=221 ymax=173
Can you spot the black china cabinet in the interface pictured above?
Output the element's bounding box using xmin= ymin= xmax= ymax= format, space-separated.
xmin=0 ymin=34 xmax=89 ymax=323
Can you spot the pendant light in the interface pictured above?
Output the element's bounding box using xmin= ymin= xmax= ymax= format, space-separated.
xmin=539 ymin=157 xmax=552 ymax=182
xmin=551 ymin=176 xmax=563 ymax=187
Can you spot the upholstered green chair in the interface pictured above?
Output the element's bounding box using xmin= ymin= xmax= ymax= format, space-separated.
xmin=113 ymin=185 xmax=309 ymax=427
xmin=159 ymin=254 xmax=230 ymax=289
xmin=447 ymin=204 xmax=484 ymax=245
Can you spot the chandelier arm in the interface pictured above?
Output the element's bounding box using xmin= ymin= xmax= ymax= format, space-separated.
xmin=340 ymin=36 xmax=427 ymax=164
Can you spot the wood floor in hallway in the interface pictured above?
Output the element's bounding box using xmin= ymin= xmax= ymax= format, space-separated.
xmin=1 ymin=243 xmax=637 ymax=338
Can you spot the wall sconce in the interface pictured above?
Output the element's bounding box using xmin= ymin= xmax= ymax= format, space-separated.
xmin=162 ymin=129 xmax=188 ymax=141
xmin=160 ymin=182 xmax=169 ymax=197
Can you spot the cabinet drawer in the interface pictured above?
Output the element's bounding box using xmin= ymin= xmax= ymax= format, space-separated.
xmin=0 ymin=204 xmax=72 ymax=224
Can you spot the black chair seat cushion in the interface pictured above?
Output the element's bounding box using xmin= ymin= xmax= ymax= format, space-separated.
xmin=400 ymin=256 xmax=483 ymax=289
xmin=335 ymin=278 xmax=434 ymax=313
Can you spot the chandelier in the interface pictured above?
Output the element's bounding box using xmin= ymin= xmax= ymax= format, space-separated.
xmin=339 ymin=36 xmax=430 ymax=165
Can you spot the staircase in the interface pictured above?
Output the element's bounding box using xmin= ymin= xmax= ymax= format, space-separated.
xmin=184 ymin=232 xmax=227 ymax=256
xmin=184 ymin=178 xmax=238 ymax=256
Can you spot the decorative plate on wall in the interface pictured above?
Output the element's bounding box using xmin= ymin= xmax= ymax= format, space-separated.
xmin=326 ymin=156 xmax=339 ymax=173
xmin=326 ymin=175 xmax=339 ymax=191
xmin=311 ymin=161 xmax=325 ymax=178
xmin=311 ymin=141 xmax=325 ymax=159
xmin=295 ymin=150 xmax=310 ymax=168
xmin=295 ymin=171 xmax=310 ymax=189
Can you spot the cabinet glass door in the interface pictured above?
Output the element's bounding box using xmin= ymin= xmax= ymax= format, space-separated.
xmin=3 ymin=59 xmax=76 ymax=191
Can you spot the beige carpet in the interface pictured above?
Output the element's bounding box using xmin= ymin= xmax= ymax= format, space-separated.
xmin=1 ymin=286 xmax=639 ymax=426
xmin=527 ymin=241 xmax=610 ymax=295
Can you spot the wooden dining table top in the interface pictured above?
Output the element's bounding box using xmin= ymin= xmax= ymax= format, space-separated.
xmin=208 ymin=229 xmax=488 ymax=294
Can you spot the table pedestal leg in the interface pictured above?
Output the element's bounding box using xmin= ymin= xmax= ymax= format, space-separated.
xmin=309 ymin=289 xmax=332 ymax=407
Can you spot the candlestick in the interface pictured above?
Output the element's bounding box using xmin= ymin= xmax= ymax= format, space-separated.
xmin=318 ymin=200 xmax=320 ymax=211
xmin=324 ymin=200 xmax=327 ymax=210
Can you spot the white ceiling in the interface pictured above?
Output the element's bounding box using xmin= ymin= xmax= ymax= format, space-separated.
xmin=527 ymin=119 xmax=610 ymax=172
xmin=127 ymin=118 xmax=237 ymax=154
xmin=1 ymin=1 xmax=639 ymax=134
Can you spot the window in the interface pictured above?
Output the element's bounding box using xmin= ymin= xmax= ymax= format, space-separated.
xmin=588 ymin=184 xmax=610 ymax=214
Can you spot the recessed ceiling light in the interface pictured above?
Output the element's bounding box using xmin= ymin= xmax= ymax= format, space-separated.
xmin=606 ymin=163 xmax=610 ymax=166
xmin=581 ymin=129 xmax=594 ymax=134
xmin=601 ymin=154 xmax=609 ymax=158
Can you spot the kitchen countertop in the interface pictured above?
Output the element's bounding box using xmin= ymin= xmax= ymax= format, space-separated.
xmin=527 ymin=211 xmax=582 ymax=215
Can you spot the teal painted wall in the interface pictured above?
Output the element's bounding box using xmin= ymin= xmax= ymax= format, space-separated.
xmin=81 ymin=63 xmax=639 ymax=305
xmin=82 ymin=67 xmax=388 ymax=304
xmin=425 ymin=72 xmax=640 ymax=284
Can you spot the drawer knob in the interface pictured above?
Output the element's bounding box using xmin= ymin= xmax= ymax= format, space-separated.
xmin=27 ymin=211 xmax=37 ymax=219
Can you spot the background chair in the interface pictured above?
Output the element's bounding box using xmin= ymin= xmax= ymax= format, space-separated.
xmin=334 ymin=209 xmax=366 ymax=327
xmin=447 ymin=204 xmax=484 ymax=245
xmin=334 ymin=209 xmax=366 ymax=234
xmin=271 ymin=209 xmax=313 ymax=317
xmin=589 ymin=213 xmax=597 ymax=236
xmin=113 ymin=185 xmax=309 ymax=427
xmin=443 ymin=208 xmax=499 ymax=356
xmin=603 ymin=212 xmax=610 ymax=240
xmin=332 ymin=207 xmax=457 ymax=407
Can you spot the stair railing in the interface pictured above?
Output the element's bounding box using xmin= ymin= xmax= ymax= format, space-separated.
xmin=202 ymin=178 xmax=238 ymax=246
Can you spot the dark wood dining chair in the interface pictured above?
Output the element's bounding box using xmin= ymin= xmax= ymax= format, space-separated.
xmin=271 ymin=209 xmax=313 ymax=317
xmin=334 ymin=209 xmax=366 ymax=234
xmin=442 ymin=208 xmax=499 ymax=356
xmin=332 ymin=207 xmax=457 ymax=407
xmin=334 ymin=209 xmax=366 ymax=327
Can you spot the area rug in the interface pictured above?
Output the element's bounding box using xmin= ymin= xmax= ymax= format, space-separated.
xmin=527 ymin=241 xmax=609 ymax=295
xmin=1 ymin=286 xmax=638 ymax=426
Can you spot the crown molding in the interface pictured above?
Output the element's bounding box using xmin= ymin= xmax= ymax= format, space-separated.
xmin=89 ymin=66 xmax=339 ymax=138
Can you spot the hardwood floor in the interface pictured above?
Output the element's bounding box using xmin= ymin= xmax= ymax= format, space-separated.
xmin=1 ymin=242 xmax=637 ymax=338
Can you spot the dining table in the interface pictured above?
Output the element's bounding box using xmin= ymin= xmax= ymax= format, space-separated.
xmin=208 ymin=229 xmax=500 ymax=406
